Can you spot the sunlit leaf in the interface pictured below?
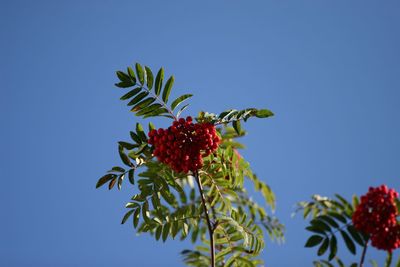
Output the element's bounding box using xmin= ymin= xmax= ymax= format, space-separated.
xmin=135 ymin=63 xmax=145 ymax=85
xmin=127 ymin=91 xmax=148 ymax=106
xmin=171 ymin=94 xmax=193 ymax=111
xmin=155 ymin=68 xmax=164 ymax=96
xmin=121 ymin=210 xmax=134 ymax=224
xmin=145 ymin=66 xmax=154 ymax=88
xmin=162 ymin=222 xmax=170 ymax=242
xmin=131 ymin=97 xmax=156 ymax=112
xmin=177 ymin=104 xmax=189 ymax=118
xmin=120 ymin=87 xmax=141 ymax=100
xmin=162 ymin=76 xmax=174 ymax=103
xmin=116 ymin=71 xmax=130 ymax=82
xmin=255 ymin=109 xmax=274 ymax=118
xmin=127 ymin=67 xmax=136 ymax=81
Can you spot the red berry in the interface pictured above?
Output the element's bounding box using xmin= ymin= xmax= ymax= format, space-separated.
xmin=352 ymin=185 xmax=399 ymax=252
xmin=147 ymin=116 xmax=220 ymax=173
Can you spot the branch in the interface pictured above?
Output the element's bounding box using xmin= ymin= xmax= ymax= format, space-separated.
xmin=359 ymin=239 xmax=369 ymax=267
xmin=194 ymin=170 xmax=215 ymax=267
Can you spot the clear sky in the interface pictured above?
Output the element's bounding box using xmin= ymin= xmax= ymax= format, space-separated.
xmin=1 ymin=1 xmax=399 ymax=266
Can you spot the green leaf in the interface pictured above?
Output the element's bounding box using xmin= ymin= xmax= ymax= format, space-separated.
xmin=219 ymin=109 xmax=236 ymax=120
xmin=155 ymin=68 xmax=164 ymax=96
xmin=215 ymin=247 xmax=232 ymax=261
xmin=121 ymin=210 xmax=134 ymax=224
xmin=133 ymin=208 xmax=140 ymax=228
xmin=131 ymin=97 xmax=156 ymax=112
xmin=127 ymin=67 xmax=136 ymax=81
xmin=135 ymin=63 xmax=145 ymax=85
xmin=96 ymin=174 xmax=116 ymax=188
xmin=130 ymin=131 xmax=142 ymax=144
xmin=155 ymin=225 xmax=162 ymax=241
xmin=171 ymin=94 xmax=193 ymax=111
xmin=162 ymin=222 xmax=171 ymax=242
xmin=232 ymin=120 xmax=242 ymax=135
xmin=136 ymin=123 xmax=147 ymax=142
xmin=320 ymin=260 xmax=334 ymax=267
xmin=127 ymin=91 xmax=148 ymax=106
xmin=135 ymin=103 xmax=161 ymax=117
xmin=120 ymin=87 xmax=141 ymax=100
xmin=340 ymin=230 xmax=356 ymax=255
xmin=305 ymin=235 xmax=324 ymax=247
xmin=115 ymin=81 xmax=134 ymax=88
xmin=310 ymin=219 xmax=331 ymax=232
xmin=235 ymin=257 xmax=255 ymax=267
xmin=144 ymin=66 xmax=154 ymax=88
xmin=117 ymin=174 xmax=124 ymax=190
xmin=255 ymin=109 xmax=274 ymax=118
xmin=148 ymin=122 xmax=156 ymax=132
xmin=319 ymin=215 xmax=339 ymax=228
xmin=190 ymin=228 xmax=198 ymax=243
xmin=370 ymin=260 xmax=378 ymax=267
xmin=143 ymin=107 xmax=170 ymax=118
xmin=224 ymin=256 xmax=236 ymax=267
xmin=162 ymin=76 xmax=174 ymax=103
xmin=116 ymin=71 xmax=131 ymax=82
xmin=108 ymin=177 xmax=117 ymax=190
xmin=142 ymin=200 xmax=151 ymax=224
xmin=336 ymin=258 xmax=346 ymax=267
xmin=385 ymin=252 xmax=393 ymax=267
xmin=125 ymin=202 xmax=139 ymax=209
xmin=128 ymin=169 xmax=135 ymax=185
xmin=335 ymin=194 xmax=353 ymax=213
xmin=118 ymin=145 xmax=132 ymax=166
xmin=118 ymin=141 xmax=137 ymax=150
xmin=182 ymin=222 xmax=189 ymax=237
xmin=327 ymin=212 xmax=347 ymax=224
xmin=328 ymin=235 xmax=337 ymax=261
xmin=171 ymin=221 xmax=179 ymax=238
xmin=306 ymin=226 xmax=326 ymax=235
xmin=177 ymin=104 xmax=189 ymax=118
xmin=110 ymin=166 xmax=125 ymax=173
xmin=347 ymin=225 xmax=366 ymax=246
xmin=352 ymin=195 xmax=359 ymax=209
xmin=160 ymin=190 xmax=176 ymax=206
xmin=318 ymin=238 xmax=329 ymax=256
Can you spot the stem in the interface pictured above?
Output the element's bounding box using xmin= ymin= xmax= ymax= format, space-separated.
xmin=359 ymin=239 xmax=369 ymax=267
xmin=194 ymin=170 xmax=215 ymax=267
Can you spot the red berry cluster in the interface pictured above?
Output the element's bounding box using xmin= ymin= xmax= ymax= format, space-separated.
xmin=352 ymin=185 xmax=400 ymax=252
xmin=148 ymin=116 xmax=220 ymax=173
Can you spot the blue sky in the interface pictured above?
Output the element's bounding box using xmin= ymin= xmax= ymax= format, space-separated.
xmin=1 ymin=1 xmax=399 ymax=266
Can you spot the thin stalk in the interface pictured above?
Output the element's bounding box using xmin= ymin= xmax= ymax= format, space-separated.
xmin=194 ymin=170 xmax=215 ymax=267
xmin=359 ymin=239 xmax=369 ymax=267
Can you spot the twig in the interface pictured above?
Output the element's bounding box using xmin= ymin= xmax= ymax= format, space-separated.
xmin=359 ymin=239 xmax=369 ymax=267
xmin=194 ymin=170 xmax=215 ymax=267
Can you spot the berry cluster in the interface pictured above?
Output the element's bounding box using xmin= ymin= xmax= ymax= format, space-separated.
xmin=352 ymin=185 xmax=400 ymax=252
xmin=148 ymin=116 xmax=220 ymax=173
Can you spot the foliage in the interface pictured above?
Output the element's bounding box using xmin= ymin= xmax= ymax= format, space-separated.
xmin=296 ymin=193 xmax=400 ymax=267
xmin=97 ymin=62 xmax=400 ymax=266
xmin=97 ymin=63 xmax=281 ymax=266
